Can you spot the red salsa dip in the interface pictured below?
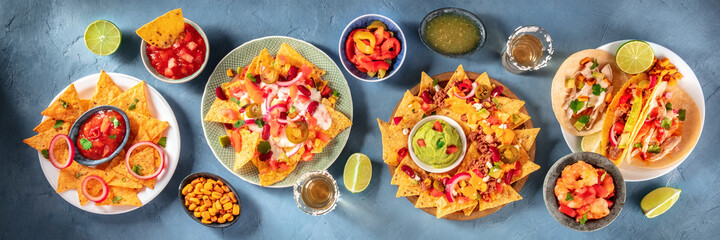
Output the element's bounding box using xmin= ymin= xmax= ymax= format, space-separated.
xmin=146 ymin=23 xmax=206 ymax=79
xmin=76 ymin=110 xmax=126 ymax=160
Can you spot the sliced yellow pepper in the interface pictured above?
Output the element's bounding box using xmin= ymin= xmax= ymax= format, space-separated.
xmin=353 ymin=31 xmax=376 ymax=54
xmin=366 ymin=20 xmax=388 ymax=31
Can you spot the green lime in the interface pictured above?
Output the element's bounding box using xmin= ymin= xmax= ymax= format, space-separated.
xmin=218 ymin=135 xmax=231 ymax=148
xmin=615 ymin=40 xmax=654 ymax=74
xmin=581 ymin=131 xmax=602 ymax=153
xmin=343 ymin=153 xmax=372 ymax=193
xmin=84 ymin=20 xmax=121 ymax=56
xmin=641 ymin=187 xmax=681 ymax=218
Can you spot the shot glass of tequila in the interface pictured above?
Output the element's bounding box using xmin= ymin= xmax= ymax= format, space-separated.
xmin=293 ymin=170 xmax=339 ymax=216
xmin=501 ymin=25 xmax=554 ymax=74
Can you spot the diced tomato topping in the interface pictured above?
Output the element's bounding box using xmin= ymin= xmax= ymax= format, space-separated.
xmin=446 ymin=145 xmax=458 ymax=154
xmin=278 ymin=161 xmax=289 ymax=171
xmin=315 ymin=131 xmax=331 ymax=143
xmin=417 ymin=139 xmax=426 ymax=147
xmin=320 ymin=85 xmax=333 ymax=98
xmin=487 ymin=115 xmax=500 ymax=125
xmin=268 ymin=159 xmax=278 ymax=171
xmin=606 ymin=199 xmax=614 ymax=208
xmin=433 ymin=121 xmax=443 ymax=132
xmin=393 ymin=116 xmax=403 ymax=125
xmin=301 ymin=151 xmax=314 ymax=162
xmin=429 ymin=188 xmax=443 ymax=197
xmin=559 ymin=204 xmax=577 ymax=218
xmin=229 ymin=129 xmax=243 ymax=152
xmin=618 ymin=94 xmax=632 ymax=104
xmin=472 ymin=169 xmax=484 ymax=178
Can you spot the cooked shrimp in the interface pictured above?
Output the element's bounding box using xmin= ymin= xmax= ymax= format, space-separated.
xmin=559 ymin=161 xmax=599 ymax=190
xmin=554 ymin=181 xmax=585 ymax=208
xmin=585 ymin=198 xmax=610 ymax=220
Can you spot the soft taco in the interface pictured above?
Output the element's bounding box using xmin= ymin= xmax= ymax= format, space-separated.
xmin=599 ymin=73 xmax=658 ymax=165
xmin=552 ymin=49 xmax=628 ymax=136
xmin=625 ymin=82 xmax=701 ymax=168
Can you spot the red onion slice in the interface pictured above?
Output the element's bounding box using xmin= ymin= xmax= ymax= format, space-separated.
xmin=81 ymin=175 xmax=108 ymax=202
xmin=48 ymin=134 xmax=74 ymax=169
xmin=125 ymin=141 xmax=166 ymax=180
xmin=452 ymin=82 xmax=478 ymax=99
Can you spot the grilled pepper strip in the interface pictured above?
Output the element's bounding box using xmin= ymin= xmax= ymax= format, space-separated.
xmin=353 ymin=31 xmax=376 ymax=54
xmin=345 ymin=29 xmax=362 ymax=65
xmin=380 ymin=37 xmax=401 ymax=59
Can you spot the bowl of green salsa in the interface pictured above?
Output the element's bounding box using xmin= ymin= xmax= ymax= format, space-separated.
xmin=419 ymin=7 xmax=486 ymax=57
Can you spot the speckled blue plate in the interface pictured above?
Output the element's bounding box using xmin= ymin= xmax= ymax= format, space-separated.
xmin=201 ymin=36 xmax=353 ymax=188
xmin=543 ymin=152 xmax=626 ymax=231
xmin=338 ymin=14 xmax=406 ymax=82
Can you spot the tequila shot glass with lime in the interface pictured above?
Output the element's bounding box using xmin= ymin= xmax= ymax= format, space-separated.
xmin=293 ymin=170 xmax=339 ymax=215
xmin=501 ymin=25 xmax=554 ymax=74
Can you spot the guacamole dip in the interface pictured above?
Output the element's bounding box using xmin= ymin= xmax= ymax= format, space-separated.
xmin=411 ymin=119 xmax=462 ymax=168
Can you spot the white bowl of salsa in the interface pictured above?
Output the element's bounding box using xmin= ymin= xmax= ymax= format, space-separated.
xmin=140 ymin=18 xmax=209 ymax=84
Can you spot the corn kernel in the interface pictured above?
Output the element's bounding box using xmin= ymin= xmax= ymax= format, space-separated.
xmin=232 ymin=204 xmax=240 ymax=215
xmin=208 ymin=207 xmax=217 ymax=215
xmin=211 ymin=192 xmax=222 ymax=199
xmin=201 ymin=219 xmax=212 ymax=224
xmin=194 ymin=211 xmax=202 ymax=218
xmin=214 ymin=201 xmax=222 ymax=210
xmin=223 ymin=202 xmax=233 ymax=210
xmin=201 ymin=212 xmax=210 ymax=220
xmin=213 ymin=186 xmax=224 ymax=193
xmin=220 ymin=196 xmax=230 ymax=204
xmin=188 ymin=203 xmax=197 ymax=211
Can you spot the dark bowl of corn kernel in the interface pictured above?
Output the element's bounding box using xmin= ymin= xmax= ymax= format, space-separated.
xmin=179 ymin=172 xmax=242 ymax=228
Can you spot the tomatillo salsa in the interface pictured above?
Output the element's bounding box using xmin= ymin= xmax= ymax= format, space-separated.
xmin=411 ymin=119 xmax=462 ymax=168
xmin=146 ymin=23 xmax=206 ymax=79
xmin=76 ymin=110 xmax=126 ymax=160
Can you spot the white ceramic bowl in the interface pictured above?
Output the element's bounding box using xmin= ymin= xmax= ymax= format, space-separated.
xmin=407 ymin=115 xmax=467 ymax=173
xmin=140 ymin=18 xmax=210 ymax=84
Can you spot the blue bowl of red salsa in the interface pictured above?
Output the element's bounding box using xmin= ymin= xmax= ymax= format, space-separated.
xmin=141 ymin=18 xmax=209 ymax=83
xmin=69 ymin=105 xmax=131 ymax=166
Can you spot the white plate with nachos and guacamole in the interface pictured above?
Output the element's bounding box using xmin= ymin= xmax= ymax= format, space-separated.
xmin=24 ymin=71 xmax=180 ymax=214
xmin=201 ymin=36 xmax=353 ymax=188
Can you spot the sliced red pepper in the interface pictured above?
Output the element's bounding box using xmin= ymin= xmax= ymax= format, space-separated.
xmin=380 ymin=37 xmax=401 ymax=60
xmin=373 ymin=27 xmax=385 ymax=44
xmin=559 ymin=204 xmax=577 ymax=218
xmin=320 ymin=85 xmax=333 ymax=98
xmin=345 ymin=29 xmax=362 ymax=64
xmin=606 ymin=199 xmax=614 ymax=208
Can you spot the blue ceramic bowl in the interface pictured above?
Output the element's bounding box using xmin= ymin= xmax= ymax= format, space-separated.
xmin=419 ymin=7 xmax=487 ymax=58
xmin=179 ymin=172 xmax=241 ymax=228
xmin=68 ymin=105 xmax=130 ymax=166
xmin=338 ymin=14 xmax=406 ymax=82
xmin=543 ymin=152 xmax=626 ymax=232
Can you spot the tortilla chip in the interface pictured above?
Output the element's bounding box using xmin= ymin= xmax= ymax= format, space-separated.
xmin=435 ymin=199 xmax=476 ymax=219
xmin=377 ymin=119 xmax=408 ymax=167
xmin=234 ymin=129 xmax=260 ymax=172
xmin=204 ymin=99 xmax=241 ymax=124
xmin=462 ymin=202 xmax=478 ymax=216
xmin=24 ymin=124 xmax=71 ymax=152
xmin=393 ymin=90 xmax=425 ymax=129
xmin=419 ymin=71 xmax=437 ymax=94
xmin=135 ymin=8 xmax=184 ymax=48
xmin=415 ymin=191 xmax=438 ymax=208
xmin=514 ymin=128 xmax=540 ymax=152
xmin=474 ymin=72 xmax=491 ymax=87
xmin=511 ymin=149 xmax=540 ymax=183
xmin=435 ymin=108 xmax=471 ymax=135
xmin=91 ymin=70 xmax=124 ymax=107
xmin=126 ymin=111 xmax=168 ymax=143
xmin=32 ymin=118 xmax=71 ymax=133
xmin=56 ymin=161 xmax=82 ymax=193
xmin=257 ymin=153 xmax=301 ymax=186
xmin=41 ymin=84 xmax=83 ymax=122
xmin=277 ymin=43 xmax=326 ymax=80
xmin=254 ymin=48 xmax=275 ymax=74
xmin=112 ymin=147 xmax=157 ymax=189
xmin=507 ymin=112 xmax=531 ymax=130
xmin=392 ymin=158 xmax=425 ymax=197
xmin=317 ymin=99 xmax=352 ymax=150
xmin=96 ymin=187 xmax=142 ymax=206
xmin=76 ymin=168 xmax=116 ymax=206
xmin=245 ymin=56 xmax=260 ymax=78
xmin=109 ymin=81 xmax=151 ymax=117
xmin=444 ymin=65 xmax=468 ymax=92
xmin=475 ymin=185 xmax=523 ymax=212
xmin=494 ymin=96 xmax=525 ymax=114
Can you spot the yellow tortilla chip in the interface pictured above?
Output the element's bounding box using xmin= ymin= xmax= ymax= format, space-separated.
xmin=444 ymin=65 xmax=468 ymax=92
xmin=462 ymin=201 xmax=478 ymax=216
xmin=258 ymin=151 xmax=302 ymax=187
xmin=391 ymin=158 xmax=425 ymax=197
xmin=91 ymin=70 xmax=124 ymax=107
xmin=514 ymin=128 xmax=540 ymax=152
xmin=507 ymin=112 xmax=531 ymax=130
xmin=76 ymin=169 xmax=116 ymax=206
xmin=204 ymin=99 xmax=241 ymax=124
xmin=415 ymin=191 xmax=439 ymax=208
xmin=435 ymin=199 xmax=476 ymax=219
xmin=313 ymin=99 xmax=352 ymax=153
xmin=396 ymin=183 xmax=421 ymax=198
xmin=56 ymin=161 xmax=82 ymax=193
xmin=135 ymin=8 xmax=184 ymax=48
xmin=109 ymin=81 xmax=151 ymax=116
xmin=475 ymin=184 xmax=523 ymax=212
xmin=80 ymin=99 xmax=92 ymax=111
xmin=494 ymin=96 xmax=525 ymax=114
xmin=96 ymin=187 xmax=142 ymax=206
xmin=419 ymin=71 xmax=436 ymax=94
xmin=24 ymin=124 xmax=71 ymax=152
xmin=234 ymin=129 xmax=260 ymax=172
xmin=277 ymin=43 xmax=326 ymax=80
xmin=377 ymin=119 xmax=408 ymax=167
xmin=32 ymin=118 xmax=71 ymax=133
xmin=254 ymin=48 xmax=275 ymax=74
xmin=41 ymin=84 xmax=83 ymax=122
xmin=511 ymin=149 xmax=540 ymax=183
xmin=126 ymin=111 xmax=168 ymax=142
xmin=112 ymin=147 xmax=157 ymax=189
xmin=393 ymin=90 xmax=424 ymax=128
xmin=474 ymin=72 xmax=491 ymax=87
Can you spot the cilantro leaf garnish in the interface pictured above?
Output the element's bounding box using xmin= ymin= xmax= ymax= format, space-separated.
xmin=41 ymin=149 xmax=50 ymax=159
xmin=59 ymin=100 xmax=68 ymax=109
xmin=332 ymin=90 xmax=339 ymax=98
xmin=661 ymin=118 xmax=672 ymax=130
xmin=111 ymin=117 xmax=120 ymax=127
xmin=579 ymin=213 xmax=588 ymax=224
xmin=432 ymin=78 xmax=439 ymax=87
xmin=665 ymin=102 xmax=672 ymax=111
xmin=569 ymin=99 xmax=584 ymax=114
xmin=257 ymin=141 xmax=271 ymax=154
xmin=79 ymin=138 xmax=92 ymax=150
xmin=75 ymin=172 xmax=83 ymax=179
xmin=128 ymin=99 xmax=139 ymax=110
xmin=109 ymin=135 xmax=116 ymax=139
xmin=600 ymin=171 xmax=607 ymax=182
xmin=590 ymin=60 xmax=598 ymax=70
xmin=565 ymin=192 xmax=573 ymax=201
xmin=233 ymin=120 xmax=245 ymax=129
xmin=577 ymin=115 xmax=590 ymax=124
xmin=246 ymin=72 xmax=257 ymax=83
xmin=288 ymin=106 xmax=296 ymax=113
xmin=132 ymin=165 xmax=143 ymax=175
xmin=112 ymin=196 xmax=123 ymax=204
xmin=254 ymin=118 xmax=266 ymax=127
xmin=678 ymin=109 xmax=686 ymax=121
xmin=158 ymin=137 xmax=167 ymax=148
xmin=53 ymin=120 xmax=64 ymax=129
xmin=592 ymin=84 xmax=607 ymax=96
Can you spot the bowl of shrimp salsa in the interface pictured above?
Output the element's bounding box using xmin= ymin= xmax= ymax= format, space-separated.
xmin=543 ymin=152 xmax=625 ymax=231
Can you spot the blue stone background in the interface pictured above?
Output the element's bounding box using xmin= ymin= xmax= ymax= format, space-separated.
xmin=1 ymin=0 xmax=718 ymax=239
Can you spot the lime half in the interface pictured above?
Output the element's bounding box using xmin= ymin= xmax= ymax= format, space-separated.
xmin=615 ymin=40 xmax=654 ymax=74
xmin=581 ymin=131 xmax=602 ymax=153
xmin=343 ymin=153 xmax=372 ymax=193
xmin=641 ymin=187 xmax=681 ymax=218
xmin=84 ymin=20 xmax=121 ymax=56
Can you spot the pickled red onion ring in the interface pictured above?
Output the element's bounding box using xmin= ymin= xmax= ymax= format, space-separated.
xmin=125 ymin=141 xmax=166 ymax=180
xmin=48 ymin=134 xmax=74 ymax=169
xmin=444 ymin=172 xmax=471 ymax=203
xmin=286 ymin=143 xmax=303 ymax=157
xmin=276 ymin=72 xmax=304 ymax=87
xmin=81 ymin=175 xmax=108 ymax=202
xmin=452 ymin=82 xmax=478 ymax=99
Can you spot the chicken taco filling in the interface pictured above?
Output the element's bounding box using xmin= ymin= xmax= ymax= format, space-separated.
xmin=562 ymin=57 xmax=614 ymax=132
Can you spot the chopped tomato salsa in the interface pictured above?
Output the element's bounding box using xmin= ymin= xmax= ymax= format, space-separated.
xmin=76 ymin=110 xmax=126 ymax=160
xmin=146 ymin=23 xmax=206 ymax=79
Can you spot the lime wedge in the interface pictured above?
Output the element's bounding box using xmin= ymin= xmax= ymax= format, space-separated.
xmin=615 ymin=40 xmax=654 ymax=74
xmin=641 ymin=187 xmax=681 ymax=218
xmin=343 ymin=153 xmax=372 ymax=193
xmin=84 ymin=20 xmax=121 ymax=56
xmin=581 ymin=131 xmax=602 ymax=153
